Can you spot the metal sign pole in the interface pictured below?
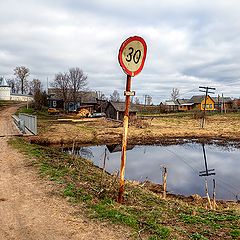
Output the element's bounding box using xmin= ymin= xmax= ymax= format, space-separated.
xmin=118 ymin=75 xmax=132 ymax=203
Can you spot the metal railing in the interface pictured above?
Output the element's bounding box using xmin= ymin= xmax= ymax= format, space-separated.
xmin=19 ymin=113 xmax=37 ymax=135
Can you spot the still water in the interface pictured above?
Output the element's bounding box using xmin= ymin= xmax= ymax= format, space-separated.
xmin=68 ymin=143 xmax=240 ymax=200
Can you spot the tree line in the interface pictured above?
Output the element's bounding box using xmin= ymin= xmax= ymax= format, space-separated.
xmin=6 ymin=65 xmax=164 ymax=110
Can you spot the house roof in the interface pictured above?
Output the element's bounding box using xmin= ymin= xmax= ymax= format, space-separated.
xmin=177 ymin=99 xmax=191 ymax=104
xmin=189 ymin=95 xmax=206 ymax=103
xmin=212 ymin=97 xmax=232 ymax=103
xmin=108 ymin=101 xmax=138 ymax=112
xmin=164 ymin=100 xmax=179 ymax=106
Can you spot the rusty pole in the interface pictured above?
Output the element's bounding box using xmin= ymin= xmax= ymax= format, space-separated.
xmin=118 ymin=75 xmax=132 ymax=203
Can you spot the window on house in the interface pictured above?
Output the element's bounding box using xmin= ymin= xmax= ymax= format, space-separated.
xmin=53 ymin=101 xmax=57 ymax=107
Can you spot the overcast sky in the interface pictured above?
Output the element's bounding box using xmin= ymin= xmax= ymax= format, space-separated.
xmin=0 ymin=0 xmax=240 ymax=103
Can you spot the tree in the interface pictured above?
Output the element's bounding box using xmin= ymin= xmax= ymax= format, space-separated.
xmin=68 ymin=67 xmax=87 ymax=104
xmin=29 ymin=79 xmax=47 ymax=110
xmin=6 ymin=78 xmax=20 ymax=93
xmin=14 ymin=66 xmax=30 ymax=94
xmin=110 ymin=90 xmax=121 ymax=102
xmin=51 ymin=67 xmax=88 ymax=110
xmin=97 ymin=91 xmax=107 ymax=100
xmin=51 ymin=72 xmax=69 ymax=103
xmin=171 ymin=88 xmax=180 ymax=101
xmin=134 ymin=97 xmax=140 ymax=105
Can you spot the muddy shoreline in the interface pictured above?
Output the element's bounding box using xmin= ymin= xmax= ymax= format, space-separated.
xmin=28 ymin=135 xmax=240 ymax=149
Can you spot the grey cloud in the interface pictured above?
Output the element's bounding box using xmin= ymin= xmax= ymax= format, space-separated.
xmin=0 ymin=0 xmax=240 ymax=101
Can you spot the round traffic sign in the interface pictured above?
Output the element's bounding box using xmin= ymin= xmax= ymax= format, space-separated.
xmin=118 ymin=36 xmax=147 ymax=77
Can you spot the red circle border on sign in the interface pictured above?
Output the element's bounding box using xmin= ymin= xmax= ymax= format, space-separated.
xmin=118 ymin=36 xmax=147 ymax=77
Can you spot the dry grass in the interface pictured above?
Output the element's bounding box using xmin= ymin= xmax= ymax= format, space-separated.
xmin=30 ymin=112 xmax=240 ymax=145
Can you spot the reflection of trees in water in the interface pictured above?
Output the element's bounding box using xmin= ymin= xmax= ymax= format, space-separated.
xmin=77 ymin=147 xmax=94 ymax=159
xmin=65 ymin=147 xmax=94 ymax=159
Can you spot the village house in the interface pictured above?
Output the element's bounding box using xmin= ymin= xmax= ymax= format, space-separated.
xmin=163 ymin=95 xmax=233 ymax=112
xmin=105 ymin=101 xmax=137 ymax=121
xmin=48 ymin=88 xmax=98 ymax=113
xmin=189 ymin=95 xmax=215 ymax=111
xmin=177 ymin=99 xmax=195 ymax=111
xmin=159 ymin=100 xmax=179 ymax=112
xmin=232 ymin=99 xmax=240 ymax=111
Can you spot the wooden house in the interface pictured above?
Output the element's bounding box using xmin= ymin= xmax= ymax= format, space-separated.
xmin=105 ymin=101 xmax=137 ymax=121
xmin=177 ymin=95 xmax=232 ymax=111
xmin=187 ymin=95 xmax=215 ymax=111
xmin=233 ymin=99 xmax=240 ymax=111
xmin=160 ymin=100 xmax=179 ymax=112
xmin=177 ymin=99 xmax=194 ymax=111
xmin=200 ymin=96 xmax=215 ymax=111
xmin=212 ymin=97 xmax=233 ymax=111
xmin=48 ymin=88 xmax=98 ymax=112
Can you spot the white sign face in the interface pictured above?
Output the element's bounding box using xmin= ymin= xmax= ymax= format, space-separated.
xmin=118 ymin=36 xmax=147 ymax=77
xmin=121 ymin=40 xmax=145 ymax=73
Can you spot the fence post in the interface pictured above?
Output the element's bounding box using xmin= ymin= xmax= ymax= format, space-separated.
xmin=162 ymin=167 xmax=167 ymax=200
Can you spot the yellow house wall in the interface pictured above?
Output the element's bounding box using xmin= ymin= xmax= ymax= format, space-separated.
xmin=200 ymin=97 xmax=215 ymax=111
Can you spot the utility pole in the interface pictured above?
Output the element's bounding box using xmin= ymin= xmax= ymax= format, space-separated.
xmin=199 ymin=86 xmax=216 ymax=128
xmin=222 ymin=93 xmax=226 ymax=114
xmin=47 ymin=77 xmax=49 ymax=95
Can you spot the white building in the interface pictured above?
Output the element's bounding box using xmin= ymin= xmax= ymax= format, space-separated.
xmin=0 ymin=76 xmax=34 ymax=102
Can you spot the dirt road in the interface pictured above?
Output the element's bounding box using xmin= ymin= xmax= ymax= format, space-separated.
xmin=0 ymin=106 xmax=131 ymax=240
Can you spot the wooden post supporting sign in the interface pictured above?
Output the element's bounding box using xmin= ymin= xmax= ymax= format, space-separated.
xmin=117 ymin=36 xmax=147 ymax=203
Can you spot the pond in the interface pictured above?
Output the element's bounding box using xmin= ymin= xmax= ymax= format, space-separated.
xmin=66 ymin=142 xmax=240 ymax=201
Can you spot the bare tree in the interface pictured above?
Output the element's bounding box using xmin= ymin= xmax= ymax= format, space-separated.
xmin=51 ymin=72 xmax=69 ymax=103
xmin=6 ymin=78 xmax=20 ymax=93
xmin=68 ymin=67 xmax=87 ymax=104
xmin=110 ymin=90 xmax=121 ymax=102
xmin=97 ymin=91 xmax=107 ymax=100
xmin=134 ymin=97 xmax=140 ymax=104
xmin=29 ymin=79 xmax=47 ymax=110
xmin=14 ymin=66 xmax=30 ymax=94
xmin=171 ymin=88 xmax=180 ymax=101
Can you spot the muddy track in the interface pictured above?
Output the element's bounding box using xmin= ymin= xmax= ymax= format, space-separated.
xmin=0 ymin=106 xmax=131 ymax=240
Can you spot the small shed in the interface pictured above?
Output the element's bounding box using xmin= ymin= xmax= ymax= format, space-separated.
xmin=160 ymin=100 xmax=179 ymax=112
xmin=48 ymin=98 xmax=64 ymax=109
xmin=105 ymin=101 xmax=137 ymax=121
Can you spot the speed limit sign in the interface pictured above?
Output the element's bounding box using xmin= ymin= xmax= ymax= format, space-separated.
xmin=118 ymin=36 xmax=147 ymax=77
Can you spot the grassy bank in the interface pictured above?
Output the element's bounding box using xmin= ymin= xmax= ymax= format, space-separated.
xmin=9 ymin=138 xmax=240 ymax=240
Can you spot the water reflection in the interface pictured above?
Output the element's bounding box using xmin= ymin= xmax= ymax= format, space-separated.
xmin=199 ymin=143 xmax=216 ymax=177
xmin=66 ymin=143 xmax=240 ymax=201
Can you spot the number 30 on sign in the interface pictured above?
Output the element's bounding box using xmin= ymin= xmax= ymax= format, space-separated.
xmin=118 ymin=36 xmax=147 ymax=77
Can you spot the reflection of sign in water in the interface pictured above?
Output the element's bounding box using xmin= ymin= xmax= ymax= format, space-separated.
xmin=118 ymin=36 xmax=147 ymax=77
